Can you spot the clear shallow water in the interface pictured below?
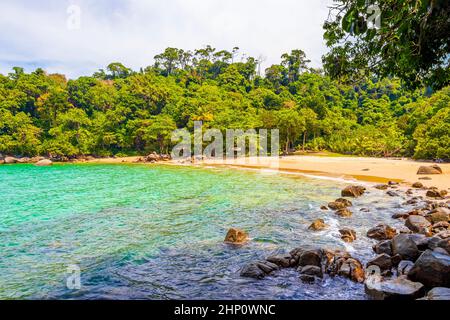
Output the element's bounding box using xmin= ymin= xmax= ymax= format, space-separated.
xmin=0 ymin=164 xmax=412 ymax=300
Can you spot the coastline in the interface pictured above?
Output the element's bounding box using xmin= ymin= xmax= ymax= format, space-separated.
xmin=78 ymin=155 xmax=450 ymax=190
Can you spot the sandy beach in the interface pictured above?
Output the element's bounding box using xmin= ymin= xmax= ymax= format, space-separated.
xmin=80 ymin=155 xmax=450 ymax=190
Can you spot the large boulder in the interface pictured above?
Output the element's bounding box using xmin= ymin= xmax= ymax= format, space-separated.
xmin=298 ymin=249 xmax=322 ymax=267
xmin=224 ymin=228 xmax=248 ymax=244
xmin=408 ymin=250 xmax=450 ymax=287
xmin=4 ymin=156 xmax=18 ymax=164
xmin=418 ymin=287 xmax=450 ymax=300
xmin=405 ymin=216 xmax=431 ymax=234
xmin=35 ymin=159 xmax=53 ymax=167
xmin=367 ymin=224 xmax=397 ymax=240
xmin=365 ymin=276 xmax=425 ymax=300
xmin=341 ymin=185 xmax=366 ymax=198
xmin=391 ymin=234 xmax=420 ymax=261
xmin=426 ymin=189 xmax=445 ymax=198
xmin=417 ymin=165 xmax=442 ymax=175
xmin=298 ymin=265 xmax=323 ymax=282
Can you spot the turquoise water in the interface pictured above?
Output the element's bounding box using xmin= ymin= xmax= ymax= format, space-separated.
xmin=0 ymin=164 xmax=408 ymax=299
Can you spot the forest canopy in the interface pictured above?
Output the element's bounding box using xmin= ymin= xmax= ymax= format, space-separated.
xmin=0 ymin=46 xmax=449 ymax=160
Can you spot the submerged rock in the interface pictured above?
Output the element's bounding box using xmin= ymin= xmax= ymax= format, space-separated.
xmin=240 ymin=261 xmax=279 ymax=279
xmin=335 ymin=208 xmax=352 ymax=218
xmin=224 ymin=228 xmax=248 ymax=244
xmin=365 ymin=276 xmax=425 ymax=300
xmin=408 ymin=250 xmax=450 ymax=288
xmin=266 ymin=255 xmax=293 ymax=268
xmin=339 ymin=228 xmax=357 ymax=243
xmin=341 ymin=185 xmax=366 ymax=198
xmin=367 ymin=224 xmax=397 ymax=240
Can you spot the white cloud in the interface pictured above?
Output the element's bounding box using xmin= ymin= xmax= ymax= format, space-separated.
xmin=0 ymin=0 xmax=332 ymax=78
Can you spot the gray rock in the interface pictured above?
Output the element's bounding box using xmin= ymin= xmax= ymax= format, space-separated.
xmin=35 ymin=159 xmax=53 ymax=167
xmin=365 ymin=276 xmax=425 ymax=300
xmin=298 ymin=249 xmax=322 ymax=267
xmin=266 ymin=255 xmax=292 ymax=268
xmin=367 ymin=254 xmax=392 ymax=271
xmin=397 ymin=260 xmax=414 ymax=276
xmin=405 ymin=215 xmax=431 ymax=234
xmin=298 ymin=265 xmax=323 ymax=278
xmin=418 ymin=287 xmax=450 ymax=300
xmin=367 ymin=224 xmax=397 ymax=240
xmin=373 ymin=240 xmax=393 ymax=255
xmin=408 ymin=250 xmax=450 ymax=287
xmin=391 ymin=234 xmax=420 ymax=261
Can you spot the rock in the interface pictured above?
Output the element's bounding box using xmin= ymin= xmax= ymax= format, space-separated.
xmin=328 ymin=201 xmax=347 ymax=210
xmin=431 ymin=221 xmax=450 ymax=233
xmin=419 ymin=287 xmax=450 ymax=300
xmin=408 ymin=250 xmax=450 ymax=287
xmin=428 ymin=207 xmax=450 ymax=224
xmin=240 ymin=261 xmax=278 ymax=279
xmin=405 ymin=215 xmax=431 ymax=234
xmin=4 ymin=156 xmax=18 ymax=164
xmin=387 ymin=191 xmax=400 ymax=197
xmin=224 ymin=228 xmax=248 ymax=244
xmin=365 ymin=276 xmax=425 ymax=300
xmin=298 ymin=249 xmax=322 ymax=267
xmin=339 ymin=228 xmax=357 ymax=243
xmin=298 ymin=265 xmax=323 ymax=279
xmin=341 ymin=185 xmax=366 ymax=198
xmin=266 ymin=255 xmax=292 ymax=268
xmin=17 ymin=157 xmax=31 ymax=163
xmin=392 ymin=212 xmax=410 ymax=219
xmin=326 ymin=251 xmax=365 ymax=283
xmin=412 ymin=182 xmax=424 ymax=188
xmin=375 ymin=184 xmax=389 ymax=190
xmin=397 ymin=260 xmax=414 ymax=276
xmin=320 ymin=205 xmax=328 ymax=210
xmin=335 ymin=198 xmax=353 ymax=207
xmin=360 ymin=208 xmax=370 ymax=212
xmin=373 ymin=240 xmax=393 ymax=255
xmin=391 ymin=234 xmax=420 ymax=261
xmin=35 ymin=159 xmax=53 ymax=166
xmin=437 ymin=239 xmax=450 ymax=254
xmin=426 ymin=189 xmax=447 ymax=198
xmin=335 ymin=208 xmax=352 ymax=218
xmin=419 ymin=177 xmax=432 ymax=180
xmin=435 ymin=230 xmax=450 ymax=239
xmin=388 ymin=181 xmax=399 ymax=186
xmin=417 ymin=165 xmax=442 ymax=175
xmin=367 ymin=224 xmax=397 ymax=240
xmin=308 ymin=219 xmax=327 ymax=231
xmin=367 ymin=254 xmax=392 ymax=271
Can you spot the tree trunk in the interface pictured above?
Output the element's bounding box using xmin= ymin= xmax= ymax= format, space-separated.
xmin=302 ymin=131 xmax=307 ymax=152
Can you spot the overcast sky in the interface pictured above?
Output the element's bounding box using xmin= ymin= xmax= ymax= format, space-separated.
xmin=0 ymin=0 xmax=333 ymax=79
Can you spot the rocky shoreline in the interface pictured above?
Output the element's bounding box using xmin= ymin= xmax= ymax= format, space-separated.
xmin=229 ymin=164 xmax=450 ymax=300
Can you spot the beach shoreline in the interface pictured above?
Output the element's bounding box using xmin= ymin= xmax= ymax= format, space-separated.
xmin=78 ymin=155 xmax=450 ymax=190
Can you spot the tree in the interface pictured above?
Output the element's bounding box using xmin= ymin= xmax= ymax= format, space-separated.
xmin=281 ymin=49 xmax=311 ymax=83
xmin=323 ymin=0 xmax=450 ymax=89
xmin=275 ymin=108 xmax=305 ymax=154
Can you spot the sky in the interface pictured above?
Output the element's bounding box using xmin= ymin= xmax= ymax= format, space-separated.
xmin=0 ymin=0 xmax=333 ymax=79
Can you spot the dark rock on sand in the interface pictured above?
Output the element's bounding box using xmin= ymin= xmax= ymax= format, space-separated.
xmin=417 ymin=165 xmax=442 ymax=175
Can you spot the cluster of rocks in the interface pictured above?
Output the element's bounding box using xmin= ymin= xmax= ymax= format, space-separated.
xmin=0 ymin=156 xmax=53 ymax=166
xmin=134 ymin=152 xmax=172 ymax=163
xmin=240 ymin=246 xmax=365 ymax=284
